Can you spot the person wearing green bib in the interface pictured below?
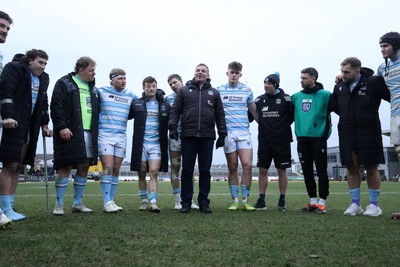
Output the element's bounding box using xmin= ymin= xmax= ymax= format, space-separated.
xmin=51 ymin=56 xmax=98 ymax=216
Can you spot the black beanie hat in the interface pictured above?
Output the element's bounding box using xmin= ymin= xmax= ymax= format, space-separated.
xmin=264 ymin=72 xmax=280 ymax=88
xmin=380 ymin=32 xmax=400 ymax=52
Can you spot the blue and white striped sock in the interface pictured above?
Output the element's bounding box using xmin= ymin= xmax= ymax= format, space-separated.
xmin=73 ymin=175 xmax=87 ymax=206
xmin=229 ymin=185 xmax=239 ymax=202
xmin=368 ymin=189 xmax=380 ymax=206
xmin=100 ymin=174 xmax=112 ymax=204
xmin=55 ymin=176 xmax=69 ymax=206
xmin=110 ymin=176 xmax=119 ymax=201
xmin=149 ymin=192 xmax=158 ymax=204
xmin=349 ymin=188 xmax=361 ymax=206
xmin=241 ymin=185 xmax=251 ymax=202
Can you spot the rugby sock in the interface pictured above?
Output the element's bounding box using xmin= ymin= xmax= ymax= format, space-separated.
xmin=349 ymin=188 xmax=361 ymax=206
xmin=259 ymin=194 xmax=266 ymax=201
xmin=229 ymin=185 xmax=239 ymax=202
xmin=149 ymin=192 xmax=158 ymax=204
xmin=241 ymin=185 xmax=250 ymax=202
xmin=319 ymin=198 xmax=326 ymax=206
xmin=10 ymin=194 xmax=15 ymax=208
xmin=0 ymin=195 xmax=25 ymax=221
xmin=55 ymin=176 xmax=69 ymax=206
xmin=110 ymin=176 xmax=119 ymax=201
xmin=100 ymin=174 xmax=112 ymax=204
xmin=0 ymin=195 xmax=11 ymax=212
xmin=368 ymin=189 xmax=380 ymax=206
xmin=173 ymin=188 xmax=181 ymax=201
xmin=310 ymin=197 xmax=318 ymax=205
xmin=139 ymin=190 xmax=148 ymax=202
xmin=73 ymin=175 xmax=87 ymax=206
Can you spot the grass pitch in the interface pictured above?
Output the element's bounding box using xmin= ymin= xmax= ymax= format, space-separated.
xmin=1 ymin=181 xmax=400 ymax=266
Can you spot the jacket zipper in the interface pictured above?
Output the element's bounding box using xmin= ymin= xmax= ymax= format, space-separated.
xmin=197 ymin=88 xmax=202 ymax=137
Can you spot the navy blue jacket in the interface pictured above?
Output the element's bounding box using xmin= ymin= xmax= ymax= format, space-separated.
xmin=168 ymin=78 xmax=226 ymax=139
xmin=129 ymin=93 xmax=169 ymax=172
xmin=329 ymin=68 xmax=390 ymax=165
xmin=0 ymin=55 xmax=50 ymax=165
xmin=51 ymin=73 xmax=98 ymax=169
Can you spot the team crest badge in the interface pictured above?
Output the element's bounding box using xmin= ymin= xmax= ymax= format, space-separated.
xmin=302 ymin=99 xmax=312 ymax=112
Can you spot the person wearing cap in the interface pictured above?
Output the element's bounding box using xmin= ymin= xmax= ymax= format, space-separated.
xmin=252 ymin=72 xmax=294 ymax=211
xmin=292 ymin=67 xmax=331 ymax=214
xmin=51 ymin=56 xmax=98 ymax=216
xmin=165 ymin=74 xmax=199 ymax=211
xmin=0 ymin=10 xmax=13 ymax=228
xmin=97 ymin=68 xmax=138 ymax=213
xmin=0 ymin=49 xmax=52 ymax=221
xmin=129 ymin=76 xmax=169 ymax=213
xmin=330 ymin=57 xmax=389 ymax=217
xmin=376 ymin=31 xmax=400 ymax=219
xmin=217 ymin=61 xmax=258 ymax=211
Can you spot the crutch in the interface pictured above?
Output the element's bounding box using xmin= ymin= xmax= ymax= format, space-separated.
xmin=42 ymin=129 xmax=50 ymax=214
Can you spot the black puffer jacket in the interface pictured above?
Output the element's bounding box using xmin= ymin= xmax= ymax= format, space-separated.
xmin=129 ymin=93 xmax=169 ymax=172
xmin=51 ymin=73 xmax=98 ymax=169
xmin=255 ymin=88 xmax=293 ymax=144
xmin=168 ymin=78 xmax=226 ymax=139
xmin=0 ymin=55 xmax=50 ymax=165
xmin=329 ymin=68 xmax=390 ymax=165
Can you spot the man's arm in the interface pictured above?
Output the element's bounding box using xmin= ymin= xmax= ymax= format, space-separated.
xmin=248 ymin=102 xmax=258 ymax=123
xmin=50 ymin=79 xmax=69 ymax=132
xmin=168 ymin=88 xmax=183 ymax=130
xmin=214 ymin=91 xmax=227 ymax=137
xmin=0 ymin=62 xmax=19 ymax=122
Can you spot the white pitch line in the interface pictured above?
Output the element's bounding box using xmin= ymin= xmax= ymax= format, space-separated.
xmin=14 ymin=191 xmax=400 ymax=198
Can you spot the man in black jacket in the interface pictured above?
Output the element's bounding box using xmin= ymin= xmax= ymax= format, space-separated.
xmin=0 ymin=49 xmax=52 ymax=221
xmin=129 ymin=76 xmax=169 ymax=213
xmin=169 ymin=63 xmax=227 ymax=213
xmin=51 ymin=56 xmax=98 ymax=216
xmin=253 ymin=72 xmax=294 ymax=211
xmin=330 ymin=57 xmax=389 ymax=217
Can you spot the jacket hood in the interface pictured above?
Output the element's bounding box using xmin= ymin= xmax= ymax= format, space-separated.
xmin=301 ymin=81 xmax=324 ymax=94
xmin=360 ymin=67 xmax=374 ymax=77
xmin=12 ymin=53 xmax=26 ymax=62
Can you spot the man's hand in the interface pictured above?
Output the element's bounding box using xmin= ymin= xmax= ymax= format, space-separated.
xmin=335 ymin=74 xmax=342 ymax=83
xmin=215 ymin=135 xmax=226 ymax=149
xmin=59 ymin=128 xmax=73 ymax=141
xmin=169 ymin=127 xmax=179 ymax=141
xmin=2 ymin=118 xmax=18 ymax=129
xmin=42 ymin=127 xmax=53 ymax=137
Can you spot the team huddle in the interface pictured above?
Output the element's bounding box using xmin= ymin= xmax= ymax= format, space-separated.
xmin=1 ymin=10 xmax=400 ymax=229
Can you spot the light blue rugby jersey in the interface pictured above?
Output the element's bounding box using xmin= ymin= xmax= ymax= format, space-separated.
xmin=144 ymin=99 xmax=159 ymax=145
xmin=377 ymin=58 xmax=400 ymax=116
xmin=31 ymin=73 xmax=39 ymax=114
xmin=217 ymin=82 xmax=254 ymax=131
xmin=98 ymin=86 xmax=138 ymax=134
xmin=165 ymin=92 xmax=181 ymax=133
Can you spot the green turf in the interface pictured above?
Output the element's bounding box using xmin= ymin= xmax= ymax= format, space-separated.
xmin=1 ymin=181 xmax=400 ymax=266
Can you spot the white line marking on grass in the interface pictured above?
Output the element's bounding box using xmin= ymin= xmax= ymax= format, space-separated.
xmin=14 ymin=191 xmax=400 ymax=198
